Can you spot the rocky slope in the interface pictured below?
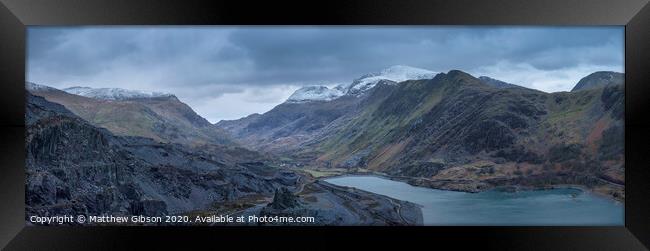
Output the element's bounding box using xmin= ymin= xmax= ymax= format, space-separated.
xmin=27 ymin=83 xmax=232 ymax=147
xmin=256 ymin=181 xmax=422 ymax=226
xmin=26 ymin=92 xmax=299 ymax=220
xmin=26 ymin=91 xmax=421 ymax=225
xmin=216 ymin=94 xmax=363 ymax=153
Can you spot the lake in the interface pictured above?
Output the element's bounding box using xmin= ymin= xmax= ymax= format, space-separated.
xmin=324 ymin=175 xmax=623 ymax=226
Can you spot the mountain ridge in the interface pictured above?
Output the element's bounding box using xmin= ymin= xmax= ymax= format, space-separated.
xmin=27 ymin=82 xmax=233 ymax=147
xmin=63 ymin=86 xmax=175 ymax=100
xmin=478 ymin=76 xmax=527 ymax=90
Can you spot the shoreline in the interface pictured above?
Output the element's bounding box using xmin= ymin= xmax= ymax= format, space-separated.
xmin=319 ymin=171 xmax=624 ymax=203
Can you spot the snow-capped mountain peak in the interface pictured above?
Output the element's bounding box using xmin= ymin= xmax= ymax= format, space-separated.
xmin=63 ymin=86 xmax=174 ymax=100
xmin=346 ymin=65 xmax=438 ymax=95
xmin=286 ymin=85 xmax=345 ymax=103
xmin=285 ymin=65 xmax=438 ymax=103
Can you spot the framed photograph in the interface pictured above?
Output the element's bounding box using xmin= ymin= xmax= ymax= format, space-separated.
xmin=1 ymin=0 xmax=649 ymax=249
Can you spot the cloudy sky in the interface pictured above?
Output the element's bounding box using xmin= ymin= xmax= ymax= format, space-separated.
xmin=27 ymin=26 xmax=624 ymax=123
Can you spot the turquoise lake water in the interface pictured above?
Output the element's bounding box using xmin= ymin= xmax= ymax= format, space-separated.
xmin=324 ymin=175 xmax=623 ymax=226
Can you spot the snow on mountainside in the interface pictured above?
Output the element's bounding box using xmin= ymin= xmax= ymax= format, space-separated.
xmin=63 ymin=86 xmax=174 ymax=100
xmin=286 ymin=85 xmax=347 ymax=103
xmin=285 ymin=65 xmax=438 ymax=103
xmin=347 ymin=65 xmax=438 ymax=95
xmin=26 ymin=82 xmax=58 ymax=91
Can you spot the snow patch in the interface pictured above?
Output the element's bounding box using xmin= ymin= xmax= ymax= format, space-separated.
xmin=286 ymin=85 xmax=345 ymax=103
xmin=285 ymin=65 xmax=438 ymax=103
xmin=63 ymin=86 xmax=174 ymax=100
xmin=26 ymin=82 xmax=57 ymax=91
xmin=346 ymin=65 xmax=437 ymax=95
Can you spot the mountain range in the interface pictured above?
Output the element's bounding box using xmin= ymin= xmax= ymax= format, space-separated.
xmin=217 ymin=67 xmax=624 ymax=199
xmin=25 ymin=65 xmax=625 ymax=225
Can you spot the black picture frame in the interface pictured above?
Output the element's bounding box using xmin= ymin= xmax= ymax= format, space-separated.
xmin=1 ymin=0 xmax=649 ymax=249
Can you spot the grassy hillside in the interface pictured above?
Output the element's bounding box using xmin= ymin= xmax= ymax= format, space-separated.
xmin=298 ymin=70 xmax=624 ymax=199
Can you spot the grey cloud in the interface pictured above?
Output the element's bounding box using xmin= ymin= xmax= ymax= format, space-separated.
xmin=28 ymin=26 xmax=623 ymax=89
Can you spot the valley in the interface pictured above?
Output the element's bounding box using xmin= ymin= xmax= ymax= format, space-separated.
xmin=218 ymin=68 xmax=625 ymax=202
xmin=25 ymin=86 xmax=421 ymax=226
